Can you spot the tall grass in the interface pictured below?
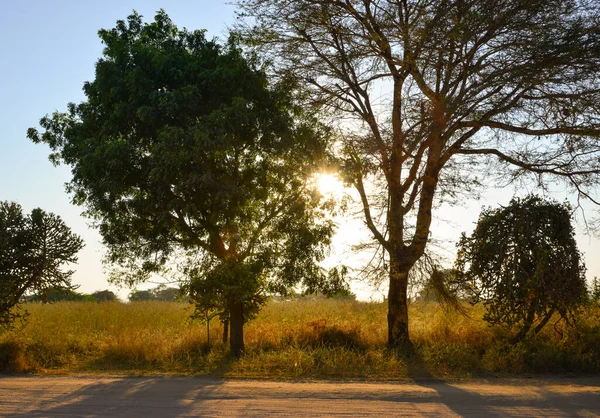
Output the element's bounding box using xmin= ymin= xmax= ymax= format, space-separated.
xmin=1 ymin=299 xmax=598 ymax=378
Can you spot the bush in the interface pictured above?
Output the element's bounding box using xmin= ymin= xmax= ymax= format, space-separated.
xmin=456 ymin=195 xmax=587 ymax=341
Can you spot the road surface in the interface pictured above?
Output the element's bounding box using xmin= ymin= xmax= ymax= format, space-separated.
xmin=0 ymin=376 xmax=599 ymax=416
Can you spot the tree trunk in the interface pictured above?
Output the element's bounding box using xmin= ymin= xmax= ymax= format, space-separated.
xmin=512 ymin=303 xmax=537 ymax=343
xmin=222 ymin=318 xmax=229 ymax=344
xmin=387 ymin=255 xmax=412 ymax=350
xmin=229 ymin=301 xmax=244 ymax=357
xmin=533 ymin=308 xmax=555 ymax=336
xmin=206 ymin=312 xmax=211 ymax=346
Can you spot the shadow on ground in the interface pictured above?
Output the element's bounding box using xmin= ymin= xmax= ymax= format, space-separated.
xmin=6 ymin=377 xmax=229 ymax=417
xmin=403 ymin=348 xmax=599 ymax=417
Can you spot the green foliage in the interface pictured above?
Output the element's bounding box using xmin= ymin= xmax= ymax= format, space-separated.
xmin=24 ymin=287 xmax=95 ymax=303
xmin=25 ymin=288 xmax=119 ymax=303
xmin=0 ymin=201 xmax=84 ymax=327
xmin=184 ymin=258 xmax=268 ymax=324
xmin=129 ymin=286 xmax=183 ymax=302
xmin=591 ymin=277 xmax=600 ymax=303
xmin=90 ymin=290 xmax=119 ymax=302
xmin=302 ymin=265 xmax=353 ymax=298
xmin=28 ymin=11 xmax=338 ymax=351
xmin=128 ymin=290 xmax=154 ymax=302
xmin=455 ymin=195 xmax=587 ymax=341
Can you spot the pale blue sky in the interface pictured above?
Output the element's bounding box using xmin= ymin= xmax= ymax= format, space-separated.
xmin=0 ymin=1 xmax=237 ymax=297
xmin=1 ymin=1 xmax=598 ymax=299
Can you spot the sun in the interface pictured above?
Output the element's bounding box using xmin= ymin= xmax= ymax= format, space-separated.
xmin=314 ymin=173 xmax=344 ymax=196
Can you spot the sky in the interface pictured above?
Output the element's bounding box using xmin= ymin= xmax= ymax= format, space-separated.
xmin=1 ymin=0 xmax=599 ymax=301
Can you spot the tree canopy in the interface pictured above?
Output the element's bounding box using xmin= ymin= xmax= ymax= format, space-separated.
xmin=237 ymin=0 xmax=600 ymax=348
xmin=0 ymin=201 xmax=84 ymax=326
xmin=455 ymin=195 xmax=588 ymax=341
xmin=28 ymin=11 xmax=337 ymax=355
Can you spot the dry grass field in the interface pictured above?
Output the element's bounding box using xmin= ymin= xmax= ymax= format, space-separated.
xmin=1 ymin=298 xmax=599 ymax=379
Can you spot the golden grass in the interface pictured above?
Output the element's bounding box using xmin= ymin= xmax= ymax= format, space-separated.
xmin=1 ymin=299 xmax=598 ymax=378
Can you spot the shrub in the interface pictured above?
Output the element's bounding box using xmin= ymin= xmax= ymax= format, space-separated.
xmin=456 ymin=195 xmax=587 ymax=341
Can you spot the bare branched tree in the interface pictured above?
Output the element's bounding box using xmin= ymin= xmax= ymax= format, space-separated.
xmin=237 ymin=0 xmax=600 ymax=349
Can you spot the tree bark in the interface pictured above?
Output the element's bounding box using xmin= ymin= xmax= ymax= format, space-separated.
xmin=533 ymin=308 xmax=555 ymax=336
xmin=387 ymin=255 xmax=412 ymax=350
xmin=222 ymin=318 xmax=229 ymax=345
xmin=512 ymin=303 xmax=537 ymax=343
xmin=206 ymin=312 xmax=211 ymax=346
xmin=229 ymin=301 xmax=244 ymax=357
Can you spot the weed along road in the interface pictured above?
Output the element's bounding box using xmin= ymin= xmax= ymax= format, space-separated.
xmin=1 ymin=376 xmax=599 ymax=417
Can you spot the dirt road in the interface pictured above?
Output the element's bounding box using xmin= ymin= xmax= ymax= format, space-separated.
xmin=0 ymin=376 xmax=598 ymax=417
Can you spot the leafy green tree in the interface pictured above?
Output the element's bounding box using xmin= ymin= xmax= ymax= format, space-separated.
xmin=28 ymin=11 xmax=336 ymax=355
xmin=455 ymin=195 xmax=587 ymax=341
xmin=0 ymin=201 xmax=84 ymax=327
xmin=153 ymin=286 xmax=182 ymax=302
xmin=90 ymin=290 xmax=119 ymax=302
xmin=237 ymin=0 xmax=600 ymax=349
xmin=128 ymin=289 xmax=154 ymax=302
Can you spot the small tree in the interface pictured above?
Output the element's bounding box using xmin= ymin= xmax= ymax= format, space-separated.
xmin=455 ymin=195 xmax=587 ymax=341
xmin=0 ymin=201 xmax=84 ymax=326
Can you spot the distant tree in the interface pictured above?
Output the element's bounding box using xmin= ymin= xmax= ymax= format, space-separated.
xmin=128 ymin=289 xmax=154 ymax=302
xmin=237 ymin=0 xmax=600 ymax=350
xmin=129 ymin=286 xmax=183 ymax=302
xmin=28 ymin=11 xmax=337 ymax=356
xmin=303 ymin=266 xmax=354 ymax=298
xmin=0 ymin=201 xmax=84 ymax=327
xmin=455 ymin=195 xmax=587 ymax=341
xmin=24 ymin=287 xmax=95 ymax=303
xmin=153 ymin=286 xmax=183 ymax=302
xmin=90 ymin=290 xmax=118 ymax=302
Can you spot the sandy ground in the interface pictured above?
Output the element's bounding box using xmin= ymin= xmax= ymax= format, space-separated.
xmin=0 ymin=376 xmax=599 ymax=417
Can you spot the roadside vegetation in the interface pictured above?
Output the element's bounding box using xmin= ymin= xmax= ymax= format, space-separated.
xmin=1 ymin=298 xmax=599 ymax=379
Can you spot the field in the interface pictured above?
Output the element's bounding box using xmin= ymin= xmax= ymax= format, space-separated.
xmin=1 ymin=299 xmax=599 ymax=379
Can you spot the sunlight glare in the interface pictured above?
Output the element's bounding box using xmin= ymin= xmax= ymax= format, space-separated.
xmin=315 ymin=173 xmax=343 ymax=196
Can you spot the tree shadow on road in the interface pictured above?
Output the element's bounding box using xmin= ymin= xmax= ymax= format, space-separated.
xmin=401 ymin=347 xmax=600 ymax=417
xmin=6 ymin=376 xmax=231 ymax=417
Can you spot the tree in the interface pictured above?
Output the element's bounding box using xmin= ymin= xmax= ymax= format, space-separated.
xmin=128 ymin=289 xmax=154 ymax=302
xmin=0 ymin=201 xmax=84 ymax=326
xmin=153 ymin=286 xmax=182 ymax=302
xmin=24 ymin=287 xmax=95 ymax=302
xmin=237 ymin=0 xmax=600 ymax=349
xmin=91 ymin=290 xmax=119 ymax=302
xmin=28 ymin=11 xmax=336 ymax=356
xmin=455 ymin=195 xmax=587 ymax=341
xmin=129 ymin=286 xmax=184 ymax=302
